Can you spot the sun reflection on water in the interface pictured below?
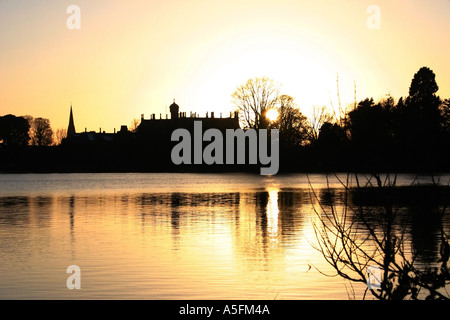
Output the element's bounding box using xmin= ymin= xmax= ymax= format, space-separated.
xmin=266 ymin=188 xmax=279 ymax=245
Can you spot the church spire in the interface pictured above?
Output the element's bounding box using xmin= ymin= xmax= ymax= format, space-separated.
xmin=67 ymin=104 xmax=76 ymax=136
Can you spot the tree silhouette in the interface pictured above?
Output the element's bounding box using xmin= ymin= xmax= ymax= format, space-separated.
xmin=30 ymin=117 xmax=54 ymax=146
xmin=440 ymin=99 xmax=450 ymax=132
xmin=316 ymin=122 xmax=347 ymax=149
xmin=270 ymin=95 xmax=309 ymax=146
xmin=348 ymin=98 xmax=389 ymax=149
xmin=379 ymin=94 xmax=397 ymax=141
xmin=232 ymin=77 xmax=280 ymax=129
xmin=403 ymin=67 xmax=442 ymax=145
xmin=305 ymin=105 xmax=333 ymax=144
xmin=408 ymin=67 xmax=439 ymax=100
xmin=0 ymin=114 xmax=30 ymax=147
xmin=53 ymin=128 xmax=67 ymax=146
xmin=130 ymin=118 xmax=140 ymax=133
xmin=310 ymin=173 xmax=450 ymax=300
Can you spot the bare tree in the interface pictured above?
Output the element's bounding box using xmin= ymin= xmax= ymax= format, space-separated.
xmin=309 ymin=173 xmax=450 ymax=300
xmin=23 ymin=115 xmax=34 ymax=145
xmin=305 ymin=105 xmax=333 ymax=144
xmin=328 ymin=73 xmax=353 ymax=127
xmin=30 ymin=117 xmax=53 ymax=146
xmin=232 ymin=77 xmax=280 ymax=129
xmin=53 ymin=128 xmax=67 ymax=145
xmin=130 ymin=118 xmax=140 ymax=133
xmin=271 ymin=95 xmax=309 ymax=146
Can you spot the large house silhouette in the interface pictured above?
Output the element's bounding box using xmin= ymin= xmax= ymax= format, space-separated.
xmin=63 ymin=100 xmax=240 ymax=146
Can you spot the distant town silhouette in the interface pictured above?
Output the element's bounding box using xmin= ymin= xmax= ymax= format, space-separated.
xmin=1 ymin=66 xmax=449 ymax=173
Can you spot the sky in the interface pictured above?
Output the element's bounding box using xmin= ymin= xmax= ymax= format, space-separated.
xmin=1 ymin=0 xmax=449 ymax=133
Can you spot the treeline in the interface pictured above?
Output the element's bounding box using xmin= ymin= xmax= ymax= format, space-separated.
xmin=306 ymin=67 xmax=450 ymax=172
xmin=0 ymin=115 xmax=66 ymax=147
xmin=232 ymin=67 xmax=450 ymax=172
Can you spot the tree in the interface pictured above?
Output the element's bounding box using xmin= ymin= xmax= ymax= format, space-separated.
xmin=316 ymin=122 xmax=348 ymax=149
xmin=408 ymin=67 xmax=439 ymax=100
xmin=0 ymin=114 xmax=30 ymax=147
xmin=440 ymin=99 xmax=450 ymax=132
xmin=232 ymin=77 xmax=280 ymax=129
xmin=53 ymin=128 xmax=67 ymax=145
xmin=130 ymin=118 xmax=140 ymax=133
xmin=22 ymin=115 xmax=34 ymax=139
xmin=348 ymin=98 xmax=389 ymax=148
xmin=403 ymin=67 xmax=443 ymax=144
xmin=310 ymin=173 xmax=450 ymax=300
xmin=30 ymin=117 xmax=54 ymax=146
xmin=305 ymin=105 xmax=333 ymax=144
xmin=379 ymin=94 xmax=398 ymax=140
xmin=270 ymin=95 xmax=309 ymax=146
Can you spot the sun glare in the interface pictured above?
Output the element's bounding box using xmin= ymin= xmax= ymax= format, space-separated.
xmin=266 ymin=109 xmax=279 ymax=122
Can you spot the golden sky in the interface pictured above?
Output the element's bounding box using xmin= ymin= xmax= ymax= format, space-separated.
xmin=1 ymin=0 xmax=449 ymax=132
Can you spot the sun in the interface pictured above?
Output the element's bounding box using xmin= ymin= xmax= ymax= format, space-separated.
xmin=265 ymin=109 xmax=279 ymax=122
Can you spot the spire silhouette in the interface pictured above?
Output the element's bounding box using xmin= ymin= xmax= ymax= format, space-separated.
xmin=67 ymin=104 xmax=76 ymax=136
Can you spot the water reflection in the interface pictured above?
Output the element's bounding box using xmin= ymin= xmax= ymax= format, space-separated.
xmin=170 ymin=192 xmax=181 ymax=250
xmin=313 ymin=182 xmax=450 ymax=300
xmin=0 ymin=196 xmax=30 ymax=225
xmin=0 ymin=182 xmax=448 ymax=299
xmin=68 ymin=195 xmax=76 ymax=258
xmin=347 ymin=186 xmax=450 ymax=266
xmin=267 ymin=189 xmax=279 ymax=243
xmin=410 ymin=203 xmax=444 ymax=264
xmin=0 ymin=189 xmax=446 ymax=266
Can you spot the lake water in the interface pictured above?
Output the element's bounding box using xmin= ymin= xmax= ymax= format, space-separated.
xmin=0 ymin=173 xmax=449 ymax=300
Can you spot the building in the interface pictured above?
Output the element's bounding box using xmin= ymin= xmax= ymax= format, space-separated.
xmin=63 ymin=105 xmax=130 ymax=146
xmin=137 ymin=100 xmax=240 ymax=137
xmin=63 ymin=101 xmax=240 ymax=146
xmin=67 ymin=104 xmax=76 ymax=136
xmin=58 ymin=102 xmax=252 ymax=172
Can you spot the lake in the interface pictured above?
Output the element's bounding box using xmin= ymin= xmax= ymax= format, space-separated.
xmin=0 ymin=173 xmax=449 ymax=299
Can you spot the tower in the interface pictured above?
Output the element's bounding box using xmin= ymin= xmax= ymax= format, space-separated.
xmin=67 ymin=104 xmax=76 ymax=136
xmin=169 ymin=99 xmax=179 ymax=120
